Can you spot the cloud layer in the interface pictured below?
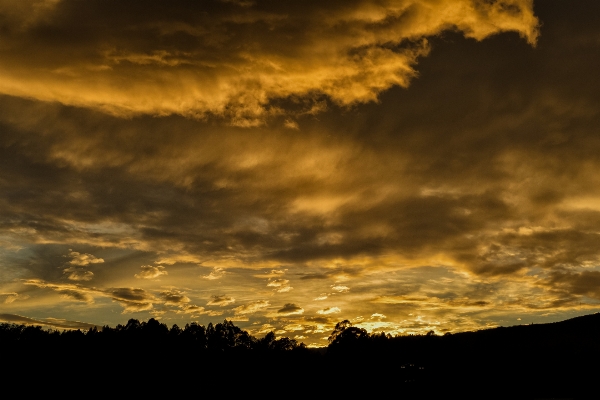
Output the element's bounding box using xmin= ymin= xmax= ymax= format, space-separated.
xmin=0 ymin=0 xmax=538 ymax=125
xmin=2 ymin=1 xmax=600 ymax=346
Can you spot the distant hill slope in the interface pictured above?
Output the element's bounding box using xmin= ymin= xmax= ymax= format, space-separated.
xmin=323 ymin=313 xmax=600 ymax=398
xmin=2 ymin=314 xmax=600 ymax=397
xmin=456 ymin=312 xmax=600 ymax=337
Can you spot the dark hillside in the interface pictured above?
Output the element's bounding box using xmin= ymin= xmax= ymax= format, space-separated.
xmin=3 ymin=314 xmax=600 ymax=397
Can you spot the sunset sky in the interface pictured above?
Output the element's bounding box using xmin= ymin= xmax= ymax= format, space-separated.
xmin=1 ymin=0 xmax=600 ymax=346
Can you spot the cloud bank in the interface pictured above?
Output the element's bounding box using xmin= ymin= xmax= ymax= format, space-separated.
xmin=0 ymin=0 xmax=538 ymax=125
xmin=4 ymin=0 xmax=600 ymax=345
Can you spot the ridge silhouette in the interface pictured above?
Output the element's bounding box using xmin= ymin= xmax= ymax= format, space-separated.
xmin=2 ymin=313 xmax=599 ymax=397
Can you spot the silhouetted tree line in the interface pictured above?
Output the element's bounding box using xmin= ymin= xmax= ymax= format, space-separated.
xmin=1 ymin=318 xmax=307 ymax=354
xmin=4 ymin=314 xmax=600 ymax=397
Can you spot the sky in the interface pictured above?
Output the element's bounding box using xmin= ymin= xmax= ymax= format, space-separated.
xmin=1 ymin=0 xmax=600 ymax=347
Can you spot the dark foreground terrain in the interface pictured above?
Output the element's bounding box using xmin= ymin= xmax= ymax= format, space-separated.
xmin=3 ymin=314 xmax=600 ymax=398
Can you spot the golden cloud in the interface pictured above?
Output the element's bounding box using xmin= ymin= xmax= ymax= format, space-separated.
xmin=135 ymin=265 xmax=168 ymax=280
xmin=207 ymin=294 xmax=236 ymax=306
xmin=233 ymin=300 xmax=270 ymax=315
xmin=0 ymin=0 xmax=538 ymax=124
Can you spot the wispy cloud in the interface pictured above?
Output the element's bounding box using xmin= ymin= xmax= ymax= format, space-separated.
xmin=234 ymin=300 xmax=270 ymax=315
xmin=331 ymin=285 xmax=349 ymax=293
xmin=201 ymin=267 xmax=226 ymax=280
xmin=317 ymin=307 xmax=341 ymax=315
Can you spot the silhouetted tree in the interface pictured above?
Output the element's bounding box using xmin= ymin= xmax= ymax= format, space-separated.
xmin=328 ymin=320 xmax=368 ymax=349
xmin=271 ymin=337 xmax=299 ymax=351
xmin=182 ymin=322 xmax=207 ymax=349
xmin=328 ymin=320 xmax=352 ymax=344
xmin=258 ymin=331 xmax=276 ymax=351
